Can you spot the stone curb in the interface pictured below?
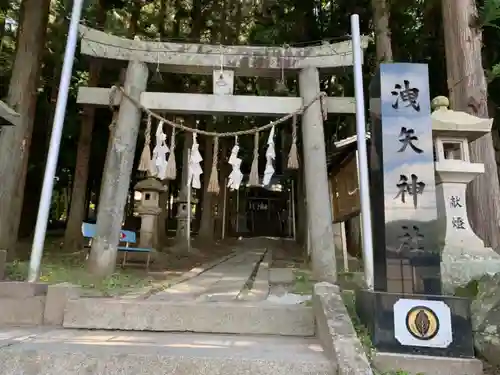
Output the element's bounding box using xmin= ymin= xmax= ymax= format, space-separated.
xmin=312 ymin=282 xmax=373 ymax=375
xmin=121 ymin=250 xmax=241 ymax=299
xmin=43 ymin=282 xmax=81 ymax=326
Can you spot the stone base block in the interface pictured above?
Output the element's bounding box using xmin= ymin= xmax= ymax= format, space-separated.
xmin=0 ymin=281 xmax=48 ymax=298
xmin=0 ymin=250 xmax=6 ymax=280
xmin=269 ymin=268 xmax=295 ymax=284
xmin=372 ymin=352 xmax=483 ymax=375
xmin=356 ymin=289 xmax=475 ymax=358
xmin=43 ymin=283 xmax=80 ymax=326
xmin=0 ymin=296 xmax=45 ymax=325
xmin=63 ymin=298 xmax=315 ymax=336
xmin=0 ymin=329 xmax=332 ymax=375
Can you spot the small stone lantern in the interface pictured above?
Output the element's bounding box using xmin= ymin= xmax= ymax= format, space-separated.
xmin=134 ymin=177 xmax=167 ymax=249
xmin=431 ymin=96 xmax=500 ymax=293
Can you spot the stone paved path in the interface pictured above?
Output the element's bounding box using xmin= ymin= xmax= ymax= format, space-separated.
xmin=148 ymin=248 xmax=267 ymax=302
xmin=0 ymin=327 xmax=332 ymax=375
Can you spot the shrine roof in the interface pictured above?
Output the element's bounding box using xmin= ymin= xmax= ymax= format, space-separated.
xmin=327 ymin=134 xmax=371 ymax=173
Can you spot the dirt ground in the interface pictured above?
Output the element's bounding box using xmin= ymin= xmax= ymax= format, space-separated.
xmin=6 ymin=235 xmax=238 ymax=296
xmin=482 ymin=359 xmax=499 ymax=375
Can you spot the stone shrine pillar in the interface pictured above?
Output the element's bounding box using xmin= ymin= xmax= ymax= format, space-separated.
xmin=89 ymin=60 xmax=149 ymax=276
xmin=431 ymin=96 xmax=500 ymax=294
xmin=368 ymin=63 xmax=441 ymax=295
xmin=298 ymin=67 xmax=336 ymax=282
xmin=357 ymin=64 xmax=478 ymax=371
xmin=134 ymin=177 xmax=167 ymax=249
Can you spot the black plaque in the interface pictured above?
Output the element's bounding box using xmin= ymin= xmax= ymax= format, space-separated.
xmin=356 ymin=290 xmax=475 ymax=358
xmin=369 ymin=63 xmax=441 ymax=295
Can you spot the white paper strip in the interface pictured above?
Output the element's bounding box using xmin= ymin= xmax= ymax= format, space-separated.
xmin=187 ymin=133 xmax=203 ymax=189
xmin=227 ymin=138 xmax=243 ymax=190
xmin=263 ymin=125 xmax=275 ymax=186
xmin=151 ymin=120 xmax=169 ymax=178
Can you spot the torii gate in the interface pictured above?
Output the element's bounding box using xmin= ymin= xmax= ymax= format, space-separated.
xmin=0 ymin=100 xmax=20 ymax=127
xmin=77 ymin=25 xmax=369 ymax=281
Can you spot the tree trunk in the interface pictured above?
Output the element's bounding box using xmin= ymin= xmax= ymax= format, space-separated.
xmin=441 ymin=0 xmax=500 ymax=250
xmin=371 ymin=0 xmax=393 ymax=62
xmin=128 ymin=0 xmax=143 ymax=38
xmin=0 ymin=0 xmax=50 ymax=257
xmin=63 ymin=4 xmax=107 ymax=252
xmin=158 ymin=0 xmax=169 ymax=37
xmin=18 ymin=0 xmax=69 ymax=238
xmin=172 ymin=0 xmax=182 ymax=37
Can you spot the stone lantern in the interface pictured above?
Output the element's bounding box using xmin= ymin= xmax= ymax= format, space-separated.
xmin=431 ymin=96 xmax=500 ymax=293
xmin=134 ymin=177 xmax=167 ymax=249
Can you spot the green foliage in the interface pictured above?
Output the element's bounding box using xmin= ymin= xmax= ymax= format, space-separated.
xmin=478 ymin=0 xmax=500 ymax=30
xmin=6 ymin=252 xmax=153 ymax=297
xmin=454 ymin=279 xmax=480 ymax=299
xmin=0 ymin=0 xmax=500 ymax=236
xmin=293 ymin=270 xmax=314 ymax=295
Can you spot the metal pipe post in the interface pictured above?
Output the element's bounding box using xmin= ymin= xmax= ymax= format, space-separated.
xmin=28 ymin=0 xmax=85 ymax=282
xmin=187 ymin=150 xmax=192 ymax=251
xmin=350 ymin=14 xmax=374 ymax=290
xmin=291 ymin=181 xmax=296 ymax=241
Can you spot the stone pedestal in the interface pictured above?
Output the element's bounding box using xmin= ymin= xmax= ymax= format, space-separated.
xmin=134 ymin=177 xmax=166 ymax=249
xmin=176 ymin=200 xmax=189 ymax=240
xmin=136 ymin=206 xmax=161 ymax=248
xmin=431 ymin=96 xmax=500 ymax=294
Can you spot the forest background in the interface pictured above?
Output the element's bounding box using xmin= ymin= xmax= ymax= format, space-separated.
xmin=1 ymin=0 xmax=500 ymax=260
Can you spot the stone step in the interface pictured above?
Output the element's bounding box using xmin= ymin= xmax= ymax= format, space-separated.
xmin=0 ymin=328 xmax=334 ymax=375
xmin=63 ymin=298 xmax=315 ymax=336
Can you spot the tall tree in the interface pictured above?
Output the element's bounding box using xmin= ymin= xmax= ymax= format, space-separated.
xmin=442 ymin=0 xmax=500 ymax=249
xmin=371 ymin=0 xmax=393 ymax=61
xmin=0 ymin=0 xmax=10 ymax=48
xmin=0 ymin=0 xmax=51 ymax=257
xmin=63 ymin=0 xmax=108 ymax=252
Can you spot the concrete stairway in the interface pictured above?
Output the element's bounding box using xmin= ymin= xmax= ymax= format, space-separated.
xmin=63 ymin=298 xmax=315 ymax=336
xmin=62 ymin=248 xmax=314 ymax=336
xmin=0 ymin=328 xmax=334 ymax=375
xmin=0 ymin=246 xmax=344 ymax=374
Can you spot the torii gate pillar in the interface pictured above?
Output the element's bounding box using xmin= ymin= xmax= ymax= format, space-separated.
xmin=299 ymin=67 xmax=337 ymax=282
xmin=88 ymin=60 xmax=149 ymax=276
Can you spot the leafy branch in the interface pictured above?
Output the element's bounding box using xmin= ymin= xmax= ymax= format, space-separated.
xmin=477 ymin=0 xmax=500 ymax=30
